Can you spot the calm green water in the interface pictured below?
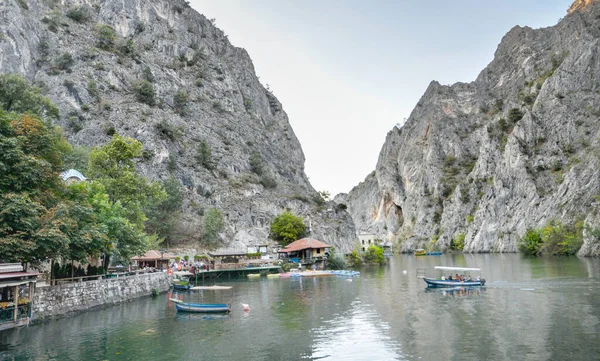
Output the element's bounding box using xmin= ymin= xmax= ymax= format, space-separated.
xmin=1 ymin=254 xmax=600 ymax=361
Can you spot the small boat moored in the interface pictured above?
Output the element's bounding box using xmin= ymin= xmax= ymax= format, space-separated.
xmin=418 ymin=266 xmax=486 ymax=287
xmin=170 ymin=298 xmax=231 ymax=313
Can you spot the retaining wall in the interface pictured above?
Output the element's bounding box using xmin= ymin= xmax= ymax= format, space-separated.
xmin=32 ymin=272 xmax=170 ymax=320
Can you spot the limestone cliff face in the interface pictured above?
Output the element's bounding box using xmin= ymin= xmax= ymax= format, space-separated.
xmin=341 ymin=1 xmax=600 ymax=254
xmin=0 ymin=0 xmax=356 ymax=251
xmin=568 ymin=0 xmax=599 ymax=13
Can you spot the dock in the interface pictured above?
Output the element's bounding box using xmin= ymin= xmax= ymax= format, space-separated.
xmin=189 ymin=266 xmax=282 ymax=283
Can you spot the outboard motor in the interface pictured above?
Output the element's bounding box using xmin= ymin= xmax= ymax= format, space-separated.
xmin=480 ymin=278 xmax=486 ymax=286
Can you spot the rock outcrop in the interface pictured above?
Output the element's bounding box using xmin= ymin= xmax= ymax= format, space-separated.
xmin=341 ymin=0 xmax=600 ymax=254
xmin=0 ymin=0 xmax=356 ymax=251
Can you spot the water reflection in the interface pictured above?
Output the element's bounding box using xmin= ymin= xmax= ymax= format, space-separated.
xmin=1 ymin=255 xmax=599 ymax=360
xmin=311 ymin=300 xmax=404 ymax=360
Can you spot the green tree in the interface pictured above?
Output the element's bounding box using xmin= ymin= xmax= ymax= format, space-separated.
xmin=94 ymin=24 xmax=117 ymax=50
xmin=174 ymin=89 xmax=189 ymax=115
xmin=87 ymin=135 xmax=166 ymax=260
xmin=0 ymin=73 xmax=59 ymax=120
xmin=202 ymin=208 xmax=224 ymax=248
xmin=196 ymin=140 xmax=214 ymax=170
xmin=270 ymin=211 xmax=306 ymax=245
xmin=145 ymin=175 xmax=183 ymax=243
xmin=364 ymin=244 xmax=384 ymax=264
xmin=134 ymin=81 xmax=156 ymax=106
xmin=517 ymin=228 xmax=543 ymax=256
xmin=0 ymin=110 xmax=86 ymax=264
xmin=249 ymin=151 xmax=263 ymax=175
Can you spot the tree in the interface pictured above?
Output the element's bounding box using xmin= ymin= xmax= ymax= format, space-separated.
xmin=364 ymin=244 xmax=385 ymax=264
xmin=249 ymin=151 xmax=263 ymax=175
xmin=0 ymin=73 xmax=59 ymax=120
xmin=134 ymin=81 xmax=156 ymax=106
xmin=145 ymin=175 xmax=183 ymax=244
xmin=174 ymin=89 xmax=189 ymax=115
xmin=270 ymin=211 xmax=306 ymax=245
xmin=87 ymin=135 xmax=166 ymax=261
xmin=94 ymin=24 xmax=117 ymax=50
xmin=196 ymin=140 xmax=214 ymax=170
xmin=517 ymin=228 xmax=543 ymax=256
xmin=202 ymin=208 xmax=224 ymax=248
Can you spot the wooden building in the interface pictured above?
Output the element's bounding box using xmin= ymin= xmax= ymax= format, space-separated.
xmin=278 ymin=238 xmax=330 ymax=265
xmin=131 ymin=250 xmax=175 ymax=270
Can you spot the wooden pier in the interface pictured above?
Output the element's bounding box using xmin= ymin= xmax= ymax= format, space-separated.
xmin=190 ymin=266 xmax=282 ymax=284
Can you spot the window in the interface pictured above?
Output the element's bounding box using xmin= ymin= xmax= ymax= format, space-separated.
xmin=362 ymin=240 xmax=364 ymax=245
xmin=316 ymin=248 xmax=321 ymax=254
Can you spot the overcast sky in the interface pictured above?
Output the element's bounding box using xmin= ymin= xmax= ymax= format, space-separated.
xmin=189 ymin=0 xmax=570 ymax=195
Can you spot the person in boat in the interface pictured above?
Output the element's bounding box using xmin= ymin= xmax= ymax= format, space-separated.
xmin=455 ymin=274 xmax=462 ymax=282
xmin=448 ymin=274 xmax=453 ymax=281
xmin=476 ymin=276 xmax=481 ymax=281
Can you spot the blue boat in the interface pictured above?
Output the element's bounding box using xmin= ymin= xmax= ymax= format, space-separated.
xmin=175 ymin=302 xmax=231 ymax=313
xmin=170 ymin=298 xmax=231 ymax=313
xmin=426 ymin=251 xmax=443 ymax=256
xmin=419 ymin=266 xmax=485 ymax=287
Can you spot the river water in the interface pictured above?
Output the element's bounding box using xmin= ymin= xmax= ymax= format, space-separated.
xmin=1 ymin=254 xmax=599 ymax=361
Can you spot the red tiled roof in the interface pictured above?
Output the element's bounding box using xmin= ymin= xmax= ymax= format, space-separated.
xmin=131 ymin=250 xmax=176 ymax=261
xmin=279 ymin=238 xmax=330 ymax=253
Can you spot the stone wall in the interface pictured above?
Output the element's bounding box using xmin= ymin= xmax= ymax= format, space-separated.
xmin=32 ymin=272 xmax=170 ymax=320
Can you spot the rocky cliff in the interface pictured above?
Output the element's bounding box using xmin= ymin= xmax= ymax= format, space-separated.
xmin=340 ymin=0 xmax=600 ymax=255
xmin=0 ymin=0 xmax=356 ymax=251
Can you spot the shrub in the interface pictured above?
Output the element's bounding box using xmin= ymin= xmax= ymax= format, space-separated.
xmin=249 ymin=151 xmax=263 ymax=175
xmin=508 ymin=108 xmax=524 ymax=124
xmin=196 ymin=140 xmax=214 ymax=170
xmin=327 ymin=253 xmax=347 ymax=270
xmin=336 ymin=203 xmax=348 ymax=211
xmin=152 ymin=288 xmax=159 ymax=297
xmin=155 ymin=120 xmax=182 ymax=141
xmin=541 ymin=220 xmax=583 ymax=256
xmin=174 ymin=89 xmax=189 ymax=115
xmin=143 ymin=66 xmax=154 ymax=82
xmin=167 ymin=154 xmax=177 ymax=172
xmin=466 ymin=215 xmax=474 ymax=224
xmin=134 ymin=80 xmax=156 ymax=106
xmin=348 ymin=250 xmax=362 ymax=267
xmin=66 ymin=6 xmax=90 ymax=23
xmin=87 ymin=80 xmax=99 ymax=98
xmin=517 ymin=228 xmax=543 ymax=256
xmin=364 ymin=245 xmax=385 ymax=264
xmin=291 ymin=194 xmax=309 ymax=203
xmin=94 ymin=24 xmax=117 ymax=50
xmin=55 ymin=53 xmax=74 ymax=71
xmin=260 ymin=175 xmax=277 ymax=189
xmin=444 ymin=155 xmax=456 ymax=167
xmin=450 ymin=233 xmax=465 ymax=251
xmin=312 ymin=194 xmax=325 ymax=206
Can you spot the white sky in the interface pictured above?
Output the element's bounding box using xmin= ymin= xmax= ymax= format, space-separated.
xmin=189 ymin=0 xmax=569 ymax=195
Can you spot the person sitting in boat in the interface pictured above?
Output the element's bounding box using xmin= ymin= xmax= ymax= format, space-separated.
xmin=448 ymin=274 xmax=453 ymax=281
xmin=455 ymin=274 xmax=462 ymax=282
xmin=476 ymin=276 xmax=481 ymax=281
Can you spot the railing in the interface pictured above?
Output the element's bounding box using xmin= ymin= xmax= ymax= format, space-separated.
xmin=47 ymin=270 xmax=159 ymax=285
xmin=0 ymin=304 xmax=31 ymax=324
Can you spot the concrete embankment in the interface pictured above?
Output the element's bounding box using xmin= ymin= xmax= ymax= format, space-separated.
xmin=32 ymin=272 xmax=170 ymax=320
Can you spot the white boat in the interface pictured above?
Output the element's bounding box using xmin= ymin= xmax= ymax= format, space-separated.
xmin=418 ymin=266 xmax=485 ymax=287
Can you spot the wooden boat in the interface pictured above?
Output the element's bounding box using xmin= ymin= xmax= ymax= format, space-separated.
xmin=415 ymin=249 xmax=426 ymax=256
xmin=170 ymin=298 xmax=231 ymax=313
xmin=419 ymin=266 xmax=485 ymax=287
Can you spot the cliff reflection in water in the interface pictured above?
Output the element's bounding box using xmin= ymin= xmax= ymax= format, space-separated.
xmin=0 ymin=254 xmax=599 ymax=361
